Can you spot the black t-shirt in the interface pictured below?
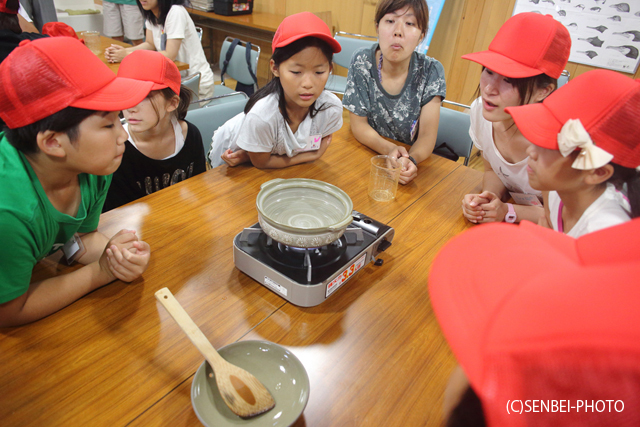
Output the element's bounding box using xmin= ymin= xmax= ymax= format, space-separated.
xmin=103 ymin=120 xmax=206 ymax=211
xmin=0 ymin=30 xmax=48 ymax=63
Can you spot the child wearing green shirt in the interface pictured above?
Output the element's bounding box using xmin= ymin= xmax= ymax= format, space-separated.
xmin=0 ymin=37 xmax=154 ymax=327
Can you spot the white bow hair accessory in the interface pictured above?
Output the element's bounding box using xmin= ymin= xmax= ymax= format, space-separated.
xmin=557 ymin=119 xmax=614 ymax=170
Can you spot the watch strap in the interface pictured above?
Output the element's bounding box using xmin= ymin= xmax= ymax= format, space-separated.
xmin=505 ymin=203 xmax=517 ymax=223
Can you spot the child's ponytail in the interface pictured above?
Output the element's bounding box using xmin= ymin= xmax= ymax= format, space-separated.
xmin=610 ymin=164 xmax=640 ymax=218
xmin=153 ymin=86 xmax=191 ymax=121
xmin=176 ymin=84 xmax=192 ymax=120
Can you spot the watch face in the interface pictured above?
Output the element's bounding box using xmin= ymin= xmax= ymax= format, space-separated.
xmin=506 ymin=204 xmax=516 ymax=223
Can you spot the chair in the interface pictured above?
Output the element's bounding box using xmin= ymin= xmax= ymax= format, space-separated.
xmin=558 ymin=69 xmax=570 ymax=88
xmin=182 ymin=72 xmax=201 ymax=110
xmin=185 ymin=91 xmax=249 ymax=155
xmin=325 ymin=31 xmax=377 ymax=95
xmin=435 ymin=103 xmax=474 ymax=166
xmin=215 ymin=36 xmax=260 ymax=96
xmin=195 ymin=26 xmax=203 ymax=42
xmin=442 ymin=99 xmax=471 ymax=109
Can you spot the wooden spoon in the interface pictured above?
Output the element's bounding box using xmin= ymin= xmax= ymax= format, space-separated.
xmin=155 ymin=287 xmax=275 ymax=418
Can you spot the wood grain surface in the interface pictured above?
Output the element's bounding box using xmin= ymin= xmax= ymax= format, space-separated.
xmin=0 ymin=121 xmax=482 ymax=427
xmin=186 ymin=9 xmax=284 ymax=34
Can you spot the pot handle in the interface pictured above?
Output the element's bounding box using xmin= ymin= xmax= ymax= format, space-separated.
xmin=327 ymin=215 xmax=355 ymax=232
xmin=260 ymin=178 xmax=284 ymax=190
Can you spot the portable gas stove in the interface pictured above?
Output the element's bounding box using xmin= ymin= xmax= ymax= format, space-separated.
xmin=233 ymin=211 xmax=394 ymax=306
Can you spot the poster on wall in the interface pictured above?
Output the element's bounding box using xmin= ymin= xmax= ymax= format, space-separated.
xmin=419 ymin=0 xmax=447 ymax=54
xmin=513 ymin=0 xmax=640 ymax=74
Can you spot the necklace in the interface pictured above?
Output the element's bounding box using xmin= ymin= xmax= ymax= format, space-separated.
xmin=377 ymin=52 xmax=383 ymax=83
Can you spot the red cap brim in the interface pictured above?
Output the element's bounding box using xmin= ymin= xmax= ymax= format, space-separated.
xmin=506 ymin=102 xmax=563 ymax=150
xmin=70 ymin=77 xmax=154 ymax=111
xmin=150 ymin=82 xmax=170 ymax=91
xmin=273 ymin=32 xmax=342 ymax=53
xmin=462 ymin=50 xmax=548 ymax=78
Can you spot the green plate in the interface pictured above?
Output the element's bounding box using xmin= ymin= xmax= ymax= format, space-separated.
xmin=191 ymin=340 xmax=310 ymax=426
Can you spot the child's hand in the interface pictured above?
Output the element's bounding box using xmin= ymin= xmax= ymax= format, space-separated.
xmin=301 ymin=134 xmax=332 ymax=161
xmin=477 ymin=191 xmax=507 ymax=223
xmin=107 ymin=229 xmax=139 ymax=252
xmin=99 ymin=230 xmax=149 ymax=282
xmin=462 ymin=193 xmax=491 ymax=223
xmin=221 ymin=149 xmax=250 ymax=167
xmin=104 ymin=44 xmax=126 ymax=63
xmin=105 ymin=240 xmax=151 ymax=282
xmin=315 ymin=134 xmax=332 ymax=157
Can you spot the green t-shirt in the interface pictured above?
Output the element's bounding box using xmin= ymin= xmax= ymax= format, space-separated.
xmin=103 ymin=0 xmax=138 ymax=5
xmin=0 ymin=134 xmax=111 ymax=304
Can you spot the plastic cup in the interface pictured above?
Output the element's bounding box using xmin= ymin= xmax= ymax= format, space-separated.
xmin=82 ymin=31 xmax=102 ymax=55
xmin=368 ymin=155 xmax=402 ymax=202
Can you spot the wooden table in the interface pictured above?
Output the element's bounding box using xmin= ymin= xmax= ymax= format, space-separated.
xmin=186 ymin=9 xmax=284 ymax=86
xmin=187 ymin=9 xmax=284 ymax=35
xmin=0 ymin=123 xmax=482 ymax=426
xmin=93 ymin=35 xmax=189 ymax=73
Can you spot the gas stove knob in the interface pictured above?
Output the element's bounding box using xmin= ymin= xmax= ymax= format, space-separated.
xmin=377 ymin=239 xmax=392 ymax=252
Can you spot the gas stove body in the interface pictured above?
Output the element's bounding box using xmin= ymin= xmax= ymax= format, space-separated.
xmin=233 ymin=211 xmax=394 ymax=306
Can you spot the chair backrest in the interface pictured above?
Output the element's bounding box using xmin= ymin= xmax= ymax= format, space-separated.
xmin=182 ymin=72 xmax=201 ymax=105
xmin=558 ymin=69 xmax=570 ymax=88
xmin=185 ymin=92 xmax=249 ymax=154
xmin=195 ymin=26 xmax=203 ymax=42
xmin=436 ymin=105 xmax=474 ymax=166
xmin=219 ymin=36 xmax=260 ymax=86
xmin=333 ymin=31 xmax=377 ymax=68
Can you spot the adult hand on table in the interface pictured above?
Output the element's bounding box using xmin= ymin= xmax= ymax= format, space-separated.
xmin=388 ymin=146 xmax=418 ymax=185
xmin=104 ymin=44 xmax=127 ymax=63
xmin=476 ymin=191 xmax=508 ymax=223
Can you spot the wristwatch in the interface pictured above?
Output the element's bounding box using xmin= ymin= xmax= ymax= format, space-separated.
xmin=505 ymin=203 xmax=517 ymax=223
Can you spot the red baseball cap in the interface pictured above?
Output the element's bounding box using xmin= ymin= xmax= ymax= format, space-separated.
xmin=462 ymin=12 xmax=571 ymax=79
xmin=42 ymin=22 xmax=80 ymax=39
xmin=117 ymin=50 xmax=181 ymax=95
xmin=272 ymin=12 xmax=341 ymax=54
xmin=0 ymin=37 xmax=154 ymax=129
xmin=507 ymin=69 xmax=640 ymax=169
xmin=429 ymin=220 xmax=640 ymax=426
xmin=0 ymin=0 xmax=18 ymax=14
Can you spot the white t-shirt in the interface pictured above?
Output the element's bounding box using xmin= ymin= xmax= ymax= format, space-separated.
xmin=549 ymin=183 xmax=631 ymax=238
xmin=469 ymin=97 xmax=541 ymax=198
xmin=147 ymin=5 xmax=214 ymax=99
xmin=208 ymin=91 xmax=343 ymax=167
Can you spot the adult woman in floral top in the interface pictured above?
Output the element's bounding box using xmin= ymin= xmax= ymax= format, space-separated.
xmin=342 ymin=0 xmax=445 ymax=185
